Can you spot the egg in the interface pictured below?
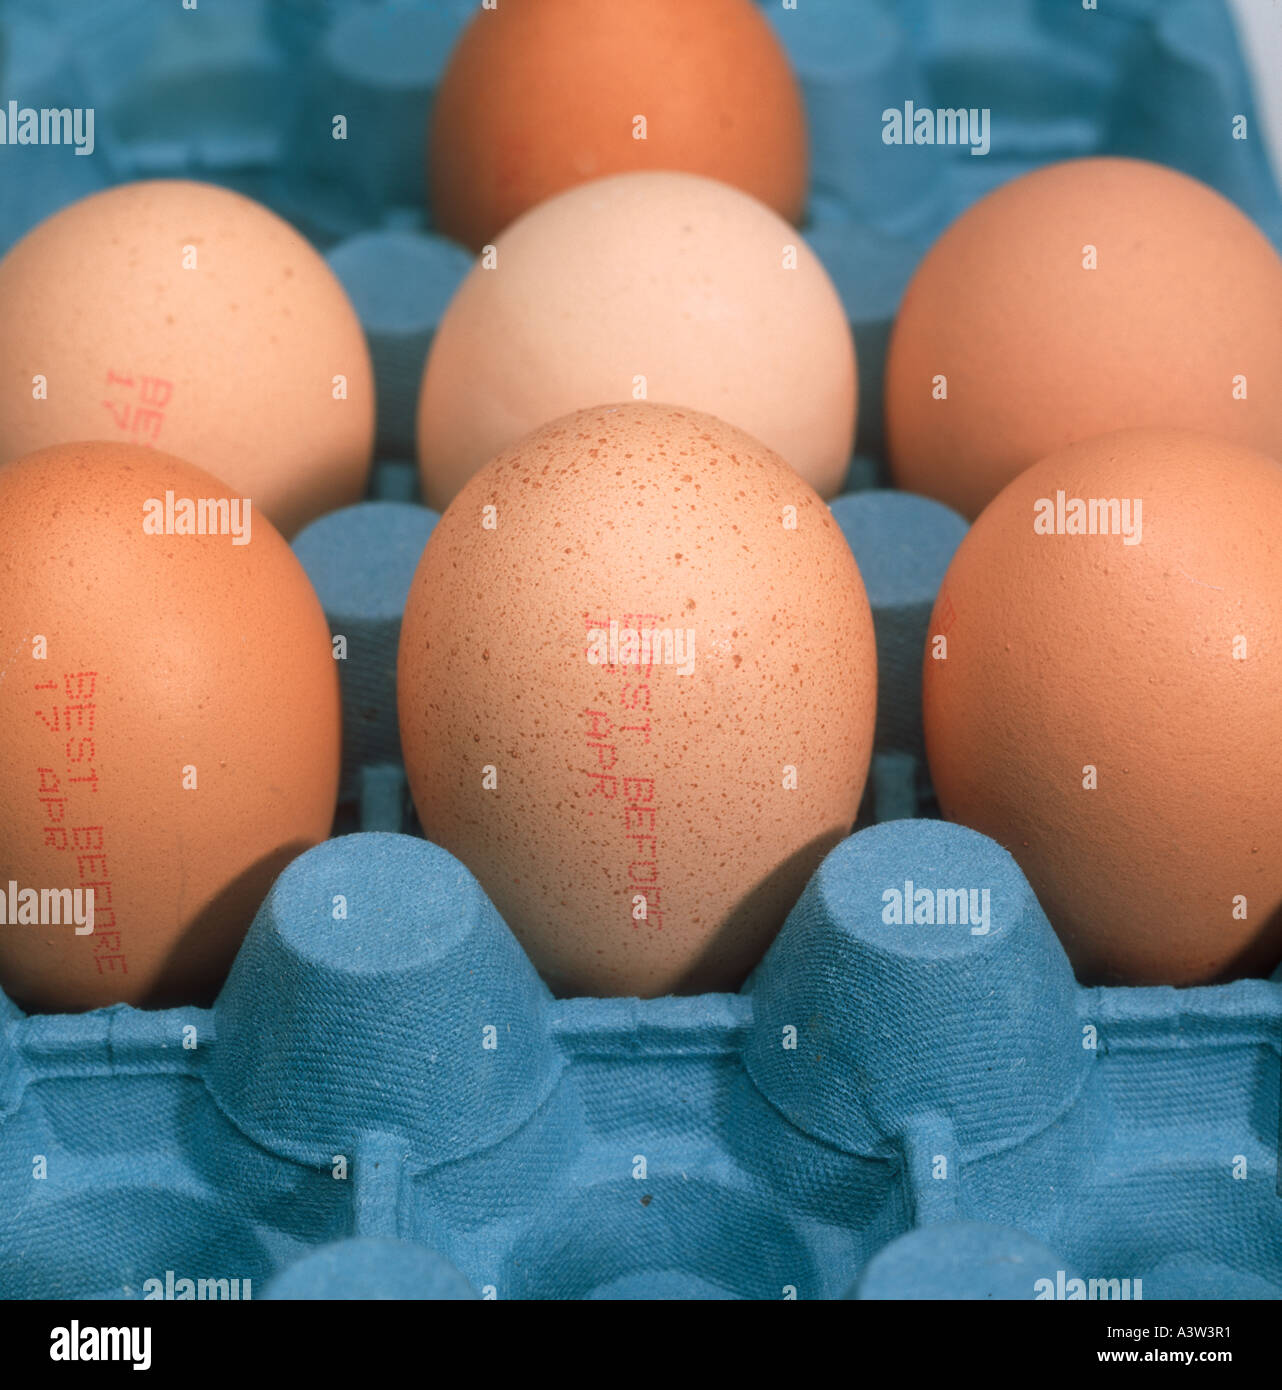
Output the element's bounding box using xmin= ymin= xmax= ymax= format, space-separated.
xmin=0 ymin=180 xmax=375 ymax=538
xmin=923 ymin=428 xmax=1282 ymax=985
xmin=417 ymin=171 xmax=856 ymax=510
xmin=0 ymin=441 xmax=341 ymax=1012
xmin=428 ymin=0 xmax=807 ymax=251
xmin=886 ymin=157 xmax=1282 ymax=519
xmin=398 ymin=402 xmax=877 ymax=996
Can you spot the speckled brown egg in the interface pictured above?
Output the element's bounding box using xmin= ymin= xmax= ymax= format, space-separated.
xmin=429 ymin=0 xmax=808 ymax=252
xmin=923 ymin=428 xmax=1282 ymax=985
xmin=886 ymin=158 xmax=1282 ymax=520
xmin=398 ymin=402 xmax=877 ymax=996
xmin=0 ymin=180 xmax=375 ymax=538
xmin=0 ymin=441 xmax=341 ymax=1013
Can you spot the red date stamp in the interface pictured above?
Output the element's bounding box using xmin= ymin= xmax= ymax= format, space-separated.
xmin=32 ymin=671 xmax=126 ymax=976
xmin=101 ymin=368 xmax=174 ymax=445
xmin=582 ymin=612 xmax=665 ymax=931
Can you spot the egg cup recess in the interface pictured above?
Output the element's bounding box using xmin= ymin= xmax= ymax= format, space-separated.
xmin=3 ymin=810 xmax=1279 ymax=1299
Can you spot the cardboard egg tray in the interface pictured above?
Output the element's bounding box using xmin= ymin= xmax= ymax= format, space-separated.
xmin=1 ymin=0 xmax=1281 ymax=1300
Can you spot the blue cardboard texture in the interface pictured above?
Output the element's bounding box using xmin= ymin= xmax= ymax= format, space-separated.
xmin=293 ymin=501 xmax=438 ymax=805
xmin=1 ymin=0 xmax=1281 ymax=1300
xmin=326 ymin=232 xmax=473 ymax=459
xmin=3 ymin=820 xmax=1279 ymax=1300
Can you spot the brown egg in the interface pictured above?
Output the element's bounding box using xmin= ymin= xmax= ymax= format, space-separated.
xmin=418 ymin=172 xmax=857 ymax=509
xmin=428 ymin=0 xmax=808 ymax=251
xmin=0 ymin=442 xmax=341 ymax=1012
xmin=0 ymin=180 xmax=375 ymax=538
xmin=886 ymin=158 xmax=1282 ymax=520
xmin=398 ymin=403 xmax=877 ymax=996
xmin=923 ymin=428 xmax=1282 ymax=985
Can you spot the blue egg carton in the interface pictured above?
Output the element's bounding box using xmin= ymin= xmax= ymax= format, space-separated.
xmin=1 ymin=0 xmax=1280 ymax=1300
xmin=3 ymin=482 xmax=1279 ymax=1302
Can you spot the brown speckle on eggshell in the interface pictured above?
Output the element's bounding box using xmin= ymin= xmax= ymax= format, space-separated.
xmin=398 ymin=402 xmax=877 ymax=996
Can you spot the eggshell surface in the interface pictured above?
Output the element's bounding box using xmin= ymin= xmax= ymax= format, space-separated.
xmin=923 ymin=428 xmax=1282 ymax=985
xmin=0 ymin=180 xmax=375 ymax=538
xmin=417 ymin=172 xmax=856 ymax=509
xmin=398 ymin=403 xmax=877 ymax=997
xmin=886 ymin=158 xmax=1282 ymax=519
xmin=0 ymin=442 xmax=341 ymax=1012
xmin=428 ymin=0 xmax=808 ymax=251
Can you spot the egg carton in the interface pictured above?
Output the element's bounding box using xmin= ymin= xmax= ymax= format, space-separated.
xmin=2 ymin=483 xmax=1279 ymax=1301
xmin=2 ymin=0 xmax=1281 ymax=1300
xmin=3 ymin=0 xmax=1279 ymax=472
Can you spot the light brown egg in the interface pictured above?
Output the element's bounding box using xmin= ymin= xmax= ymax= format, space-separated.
xmin=0 ymin=441 xmax=341 ymax=1012
xmin=923 ymin=428 xmax=1282 ymax=985
xmin=0 ymin=180 xmax=375 ymax=538
xmin=418 ymin=171 xmax=856 ymax=509
xmin=398 ymin=403 xmax=877 ymax=996
xmin=886 ymin=157 xmax=1282 ymax=520
xmin=429 ymin=0 xmax=807 ymax=252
